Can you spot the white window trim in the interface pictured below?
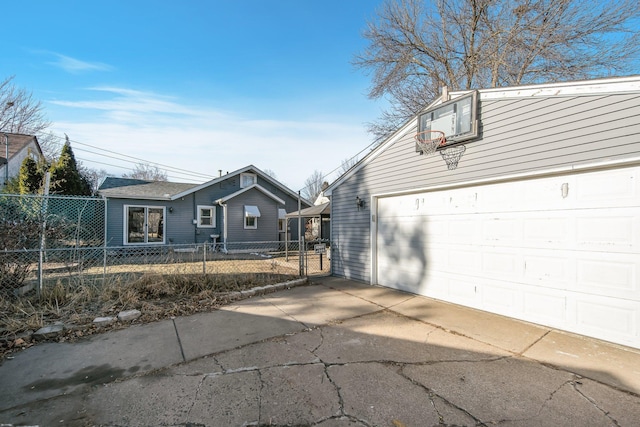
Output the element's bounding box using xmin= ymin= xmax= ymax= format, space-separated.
xmin=123 ymin=205 xmax=166 ymax=245
xmin=244 ymin=205 xmax=260 ymax=229
xmin=197 ymin=205 xmax=216 ymax=228
xmin=278 ymin=208 xmax=287 ymax=232
xmin=240 ymin=172 xmax=257 ymax=188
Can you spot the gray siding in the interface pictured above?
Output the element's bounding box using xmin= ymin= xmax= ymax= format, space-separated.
xmin=105 ymin=172 xmax=306 ymax=246
xmin=332 ymin=91 xmax=640 ymax=282
xmin=225 ymin=189 xmax=281 ymax=242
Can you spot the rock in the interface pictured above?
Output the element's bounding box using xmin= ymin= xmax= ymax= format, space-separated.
xmin=93 ymin=316 xmax=116 ymax=327
xmin=33 ymin=324 xmax=65 ymax=340
xmin=117 ymin=309 xmax=141 ymax=322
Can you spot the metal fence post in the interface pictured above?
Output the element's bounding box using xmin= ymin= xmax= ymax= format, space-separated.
xmin=203 ymin=242 xmax=207 ymax=275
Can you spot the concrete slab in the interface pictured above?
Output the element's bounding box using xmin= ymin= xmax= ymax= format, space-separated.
xmin=403 ymin=357 xmax=584 ymax=425
xmin=315 ymin=310 xmax=510 ymax=364
xmin=523 ymin=330 xmax=640 ymax=395
xmin=392 ymin=295 xmax=550 ymax=353
xmin=0 ymin=319 xmax=182 ymax=411
xmin=259 ymin=363 xmax=341 ymax=425
xmin=261 ymin=284 xmax=384 ymax=326
xmin=312 ymin=276 xmax=417 ymax=308
xmin=214 ymin=330 xmax=322 ymax=371
xmin=174 ymin=303 xmax=305 ymax=361
xmin=3 ymin=280 xmax=640 ymax=426
xmin=327 ymin=362 xmax=475 ymax=427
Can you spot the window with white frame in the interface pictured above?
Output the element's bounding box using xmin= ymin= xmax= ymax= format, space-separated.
xmin=240 ymin=173 xmax=257 ymax=188
xmin=124 ymin=205 xmax=165 ymax=245
xmin=197 ymin=205 xmax=216 ymax=228
xmin=278 ymin=209 xmax=287 ymax=232
xmin=244 ymin=205 xmax=260 ymax=229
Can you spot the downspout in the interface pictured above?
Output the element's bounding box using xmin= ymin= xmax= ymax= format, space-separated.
xmin=217 ymin=200 xmax=228 ymax=253
xmin=193 ymin=193 xmax=197 ymax=243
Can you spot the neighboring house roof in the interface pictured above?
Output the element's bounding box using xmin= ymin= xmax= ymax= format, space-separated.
xmin=98 ymin=177 xmax=197 ymax=200
xmin=215 ymin=184 xmax=286 ymax=205
xmin=286 ymin=202 xmax=330 ymax=218
xmin=170 ymin=165 xmax=308 ymax=204
xmin=324 ymin=75 xmax=640 ymax=196
xmin=0 ymin=133 xmax=43 ymax=164
xmin=98 ymin=165 xmax=308 ymax=205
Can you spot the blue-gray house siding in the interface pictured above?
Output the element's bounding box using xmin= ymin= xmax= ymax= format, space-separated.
xmin=100 ymin=165 xmax=309 ymax=247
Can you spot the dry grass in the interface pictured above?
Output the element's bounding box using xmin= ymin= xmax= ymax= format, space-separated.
xmin=0 ymin=271 xmax=299 ymax=360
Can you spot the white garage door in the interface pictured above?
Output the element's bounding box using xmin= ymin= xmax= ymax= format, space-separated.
xmin=376 ymin=166 xmax=640 ymax=349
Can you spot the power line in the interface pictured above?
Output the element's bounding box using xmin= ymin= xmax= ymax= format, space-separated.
xmin=49 ymin=133 xmax=216 ymax=181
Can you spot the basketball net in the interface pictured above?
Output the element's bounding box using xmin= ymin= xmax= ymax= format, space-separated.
xmin=440 ymin=145 xmax=466 ymax=170
xmin=415 ymin=130 xmax=445 ymax=155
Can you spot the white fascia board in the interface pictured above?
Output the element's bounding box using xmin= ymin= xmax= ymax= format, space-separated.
xmin=478 ymin=75 xmax=640 ymax=100
xmin=324 ymin=116 xmax=419 ymax=196
xmin=214 ymin=184 xmax=286 ymax=205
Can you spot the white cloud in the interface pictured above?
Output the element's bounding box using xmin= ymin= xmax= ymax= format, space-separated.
xmin=46 ymin=52 xmax=113 ymax=73
xmin=48 ymin=87 xmax=372 ymax=191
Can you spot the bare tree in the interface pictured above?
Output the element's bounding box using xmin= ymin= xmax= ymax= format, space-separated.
xmin=0 ymin=76 xmax=58 ymax=161
xmin=355 ymin=0 xmax=640 ymax=140
xmin=338 ymin=157 xmax=358 ymax=175
xmin=122 ymin=163 xmax=168 ymax=181
xmin=302 ymin=170 xmax=327 ymax=202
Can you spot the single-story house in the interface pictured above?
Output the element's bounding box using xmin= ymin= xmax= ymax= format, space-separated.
xmin=286 ymin=201 xmax=331 ymax=241
xmin=0 ymin=133 xmax=44 ymax=187
xmin=325 ymin=75 xmax=640 ymax=350
xmin=98 ymin=165 xmax=311 ymax=249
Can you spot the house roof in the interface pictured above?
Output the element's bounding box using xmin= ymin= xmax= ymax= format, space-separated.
xmin=0 ymin=133 xmax=43 ymax=163
xmin=215 ymin=184 xmax=286 ymax=205
xmin=98 ymin=164 xmax=308 ymax=205
xmin=286 ymin=202 xmax=330 ymax=218
xmin=324 ymin=75 xmax=640 ymax=196
xmin=98 ymin=177 xmax=198 ymax=200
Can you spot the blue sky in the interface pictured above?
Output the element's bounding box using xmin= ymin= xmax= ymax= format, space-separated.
xmin=3 ymin=0 xmax=387 ymax=191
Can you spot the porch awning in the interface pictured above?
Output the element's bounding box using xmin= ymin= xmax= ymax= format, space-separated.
xmin=244 ymin=205 xmax=261 ymax=217
xmin=278 ymin=208 xmax=287 ymax=219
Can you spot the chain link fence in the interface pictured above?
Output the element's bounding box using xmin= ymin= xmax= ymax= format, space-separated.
xmin=1 ymin=194 xmax=330 ymax=299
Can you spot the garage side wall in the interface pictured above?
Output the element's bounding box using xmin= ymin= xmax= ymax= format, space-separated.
xmin=331 ymin=91 xmax=640 ymax=282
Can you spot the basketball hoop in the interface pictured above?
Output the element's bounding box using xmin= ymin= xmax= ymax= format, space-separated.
xmin=440 ymin=144 xmax=466 ymax=170
xmin=415 ymin=130 xmax=446 ymax=155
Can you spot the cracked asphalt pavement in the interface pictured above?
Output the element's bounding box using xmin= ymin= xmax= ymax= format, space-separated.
xmin=2 ymin=277 xmax=640 ymax=426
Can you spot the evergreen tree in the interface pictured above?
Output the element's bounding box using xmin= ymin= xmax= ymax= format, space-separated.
xmin=18 ymin=156 xmax=44 ymax=194
xmin=49 ymin=136 xmax=91 ymax=196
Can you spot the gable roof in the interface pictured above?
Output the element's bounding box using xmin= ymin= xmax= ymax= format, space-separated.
xmin=215 ymin=184 xmax=286 ymax=205
xmin=286 ymin=201 xmax=330 ymax=218
xmin=98 ymin=177 xmax=197 ymax=200
xmin=98 ymin=164 xmax=308 ymax=204
xmin=0 ymin=133 xmax=43 ymax=162
xmin=324 ymin=75 xmax=640 ymax=196
xmin=170 ymin=164 xmax=306 ymax=203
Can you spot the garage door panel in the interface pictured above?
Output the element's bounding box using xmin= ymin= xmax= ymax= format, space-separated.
xmin=576 ymin=213 xmax=638 ymax=251
xmin=481 ymin=249 xmax=522 ymax=281
xmin=482 ymin=217 xmax=522 ymax=244
xmin=481 ymin=281 xmax=521 ymax=315
xmin=575 ymin=168 xmax=639 ymax=206
xmin=523 ymin=290 xmax=568 ymax=325
xmin=376 ymin=165 xmax=640 ymax=349
xmin=575 ymin=253 xmax=639 ymax=299
xmin=523 ymin=251 xmax=572 ymax=287
xmin=574 ymin=296 xmax=639 ymax=344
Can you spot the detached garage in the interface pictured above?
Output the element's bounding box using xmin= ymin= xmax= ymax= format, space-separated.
xmin=326 ymin=76 xmax=640 ymax=349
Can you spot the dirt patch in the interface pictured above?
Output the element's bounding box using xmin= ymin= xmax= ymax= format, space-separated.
xmin=0 ymin=272 xmax=302 ymax=361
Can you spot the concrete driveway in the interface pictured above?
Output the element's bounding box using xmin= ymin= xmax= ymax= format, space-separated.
xmin=1 ymin=276 xmax=640 ymax=426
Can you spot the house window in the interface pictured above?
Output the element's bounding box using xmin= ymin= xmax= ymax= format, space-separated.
xmin=240 ymin=173 xmax=257 ymax=188
xmin=197 ymin=205 xmax=216 ymax=228
xmin=244 ymin=205 xmax=260 ymax=229
xmin=124 ymin=205 xmax=165 ymax=245
xmin=278 ymin=209 xmax=287 ymax=232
